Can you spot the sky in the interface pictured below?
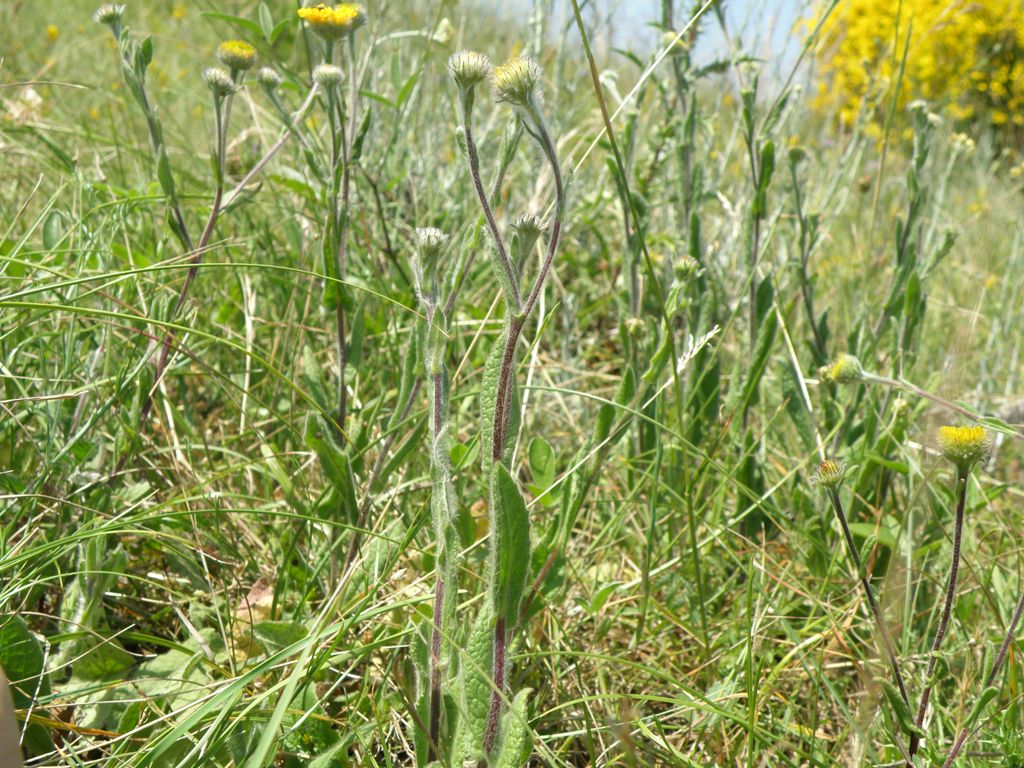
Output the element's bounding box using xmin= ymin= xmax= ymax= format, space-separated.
xmin=498 ymin=0 xmax=809 ymax=73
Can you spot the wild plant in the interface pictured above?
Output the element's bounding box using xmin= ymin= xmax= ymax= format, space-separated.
xmin=816 ymin=421 xmax=1024 ymax=765
xmin=94 ymin=4 xmax=318 ymax=471
xmin=404 ymin=48 xmax=568 ymax=767
xmin=297 ymin=3 xmax=369 ymax=440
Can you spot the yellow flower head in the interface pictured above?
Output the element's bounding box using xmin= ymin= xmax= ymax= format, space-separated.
xmin=813 ymin=458 xmax=846 ymax=489
xmin=492 ymin=55 xmax=543 ymax=106
xmin=217 ymin=40 xmax=257 ymax=71
xmin=298 ymin=4 xmax=366 ymax=41
xmin=938 ymin=426 xmax=990 ymax=472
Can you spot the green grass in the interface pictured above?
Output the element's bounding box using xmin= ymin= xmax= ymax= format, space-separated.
xmin=2 ymin=1 xmax=1024 ymax=766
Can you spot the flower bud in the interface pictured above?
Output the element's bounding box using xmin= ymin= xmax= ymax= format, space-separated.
xmin=256 ymin=67 xmax=282 ymax=90
xmin=217 ymin=40 xmax=257 ymax=72
xmin=203 ymin=67 xmax=238 ymax=97
xmin=93 ymin=3 xmax=126 ymax=28
xmin=415 ymin=227 xmax=449 ymax=260
xmin=813 ymin=458 xmax=846 ymax=489
xmin=447 ymin=50 xmax=492 ymax=92
xmin=312 ymin=63 xmax=344 ymax=90
xmin=822 ymin=354 xmax=863 ymax=384
xmin=673 ymin=254 xmax=700 ymax=281
xmin=491 ymin=55 xmax=543 ymax=106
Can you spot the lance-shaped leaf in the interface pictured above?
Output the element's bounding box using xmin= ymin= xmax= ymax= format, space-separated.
xmin=491 ymin=463 xmax=532 ymax=627
xmin=495 ymin=688 xmax=533 ymax=767
xmin=459 ymin=604 xmax=495 ymax=765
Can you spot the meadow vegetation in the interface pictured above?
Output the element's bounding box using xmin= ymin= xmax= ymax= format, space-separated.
xmin=2 ymin=1 xmax=1024 ymax=766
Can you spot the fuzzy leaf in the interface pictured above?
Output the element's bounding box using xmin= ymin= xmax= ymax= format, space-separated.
xmin=459 ymin=605 xmax=494 ymax=765
xmin=495 ymin=688 xmax=533 ymax=767
xmin=492 ymin=464 xmax=532 ymax=627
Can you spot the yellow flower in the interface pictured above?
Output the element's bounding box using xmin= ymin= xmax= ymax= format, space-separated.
xmin=217 ymin=40 xmax=257 ymax=72
xmin=297 ymin=4 xmax=365 ymax=41
xmin=47 ymin=24 xmax=59 ymax=41
xmin=937 ymin=426 xmax=990 ymax=472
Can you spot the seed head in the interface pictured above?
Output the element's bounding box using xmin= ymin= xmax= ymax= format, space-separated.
xmin=447 ymin=50 xmax=492 ymax=92
xmin=298 ymin=3 xmax=366 ymax=41
xmin=813 ymin=458 xmax=846 ymax=489
xmin=217 ymin=40 xmax=257 ymax=72
xmin=822 ymin=354 xmax=863 ymax=384
xmin=93 ymin=4 xmax=126 ymax=28
xmin=203 ymin=67 xmax=238 ymax=97
xmin=256 ymin=67 xmax=282 ymax=90
xmin=492 ymin=55 xmax=543 ymax=106
xmin=938 ymin=425 xmax=990 ymax=473
xmin=312 ymin=63 xmax=344 ymax=90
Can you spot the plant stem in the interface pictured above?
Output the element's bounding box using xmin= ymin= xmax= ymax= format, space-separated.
xmin=482 ymin=615 xmax=507 ymax=757
xmin=428 ymin=570 xmax=445 ymax=762
xmin=940 ymin=588 xmax=1024 ymax=768
xmin=908 ymin=470 xmax=968 ymax=761
xmin=491 ymin=107 xmax=564 ymax=462
xmin=121 ymin=87 xmax=233 ymax=473
xmin=461 ymin=106 xmax=521 ymax=312
xmin=826 ymin=488 xmax=912 ymax=706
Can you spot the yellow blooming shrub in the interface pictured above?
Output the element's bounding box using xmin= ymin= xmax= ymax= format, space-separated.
xmin=807 ymin=0 xmax=1024 ymax=138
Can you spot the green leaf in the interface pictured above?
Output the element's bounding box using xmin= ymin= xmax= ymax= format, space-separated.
xmin=258 ymin=3 xmax=274 ymax=41
xmin=458 ymin=605 xmax=494 ymax=766
xmin=252 ymin=621 xmax=307 ymax=655
xmin=738 ymin=277 xmax=777 ymax=410
xmin=880 ymin=679 xmax=921 ymax=738
xmin=495 ymin=688 xmax=532 ymax=767
xmin=492 ymin=464 xmax=532 ymax=627
xmin=847 ymin=522 xmax=897 ymax=552
xmin=200 ymin=11 xmax=263 ymax=37
xmin=303 ymin=415 xmax=357 ymax=522
xmin=0 ymin=615 xmax=49 ymax=709
xmin=42 ymin=210 xmax=64 ymax=252
xmin=527 ymin=437 xmax=555 ymax=501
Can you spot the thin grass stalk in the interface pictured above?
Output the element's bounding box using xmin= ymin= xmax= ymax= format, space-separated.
xmin=826 ymin=487 xmax=912 ymax=705
xmin=908 ymin=469 xmax=968 ymax=760
xmin=941 ymin=589 xmax=1024 ymax=768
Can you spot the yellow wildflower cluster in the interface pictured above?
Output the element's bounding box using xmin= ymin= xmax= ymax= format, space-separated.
xmin=806 ymin=0 xmax=1024 ymax=138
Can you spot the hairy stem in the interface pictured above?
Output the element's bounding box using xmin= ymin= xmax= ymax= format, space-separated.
xmin=461 ymin=105 xmax=520 ymax=312
xmin=482 ymin=616 xmax=507 ymax=757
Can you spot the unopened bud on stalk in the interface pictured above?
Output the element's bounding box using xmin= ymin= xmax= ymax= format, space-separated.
xmin=822 ymin=353 xmax=863 ymax=384
xmin=447 ymin=50 xmax=492 ymax=93
xmin=491 ymin=55 xmax=543 ymax=107
xmin=93 ymin=3 xmax=126 ymax=30
xmin=256 ymin=67 xmax=282 ymax=90
xmin=203 ymin=67 xmax=237 ymax=97
xmin=312 ymin=63 xmax=344 ymax=90
xmin=813 ymin=458 xmax=846 ymax=489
